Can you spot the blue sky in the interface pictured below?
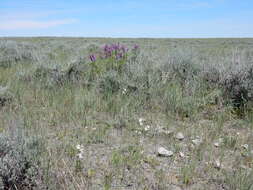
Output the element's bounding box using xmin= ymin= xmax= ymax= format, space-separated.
xmin=0 ymin=0 xmax=252 ymax=37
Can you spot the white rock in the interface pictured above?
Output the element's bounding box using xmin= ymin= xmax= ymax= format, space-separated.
xmin=77 ymin=153 xmax=84 ymax=159
xmin=214 ymin=160 xmax=222 ymax=169
xmin=242 ymin=144 xmax=249 ymax=150
xmin=214 ymin=142 xmax=220 ymax=147
xmin=175 ymin=132 xmax=184 ymax=140
xmin=157 ymin=147 xmax=173 ymax=157
xmin=214 ymin=138 xmax=224 ymax=147
xmin=179 ymin=152 xmax=185 ymax=158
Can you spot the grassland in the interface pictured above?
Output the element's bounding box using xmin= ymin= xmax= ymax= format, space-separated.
xmin=0 ymin=37 xmax=253 ymax=190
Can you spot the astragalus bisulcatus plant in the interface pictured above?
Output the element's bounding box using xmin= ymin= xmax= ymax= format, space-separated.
xmin=88 ymin=43 xmax=139 ymax=75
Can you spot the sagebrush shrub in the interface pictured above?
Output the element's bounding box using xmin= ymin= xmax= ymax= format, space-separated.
xmin=221 ymin=65 xmax=253 ymax=110
xmin=0 ymin=86 xmax=12 ymax=107
xmin=0 ymin=132 xmax=46 ymax=189
xmin=0 ymin=41 xmax=37 ymax=68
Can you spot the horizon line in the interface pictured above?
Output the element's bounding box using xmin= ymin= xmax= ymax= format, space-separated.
xmin=1 ymin=36 xmax=253 ymax=39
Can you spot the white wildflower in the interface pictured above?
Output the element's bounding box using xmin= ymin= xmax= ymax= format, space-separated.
xmin=139 ymin=118 xmax=145 ymax=126
xmin=76 ymin=144 xmax=84 ymax=150
xmin=76 ymin=144 xmax=84 ymax=159
xmin=144 ymin=125 xmax=151 ymax=131
xmin=122 ymin=88 xmax=127 ymax=95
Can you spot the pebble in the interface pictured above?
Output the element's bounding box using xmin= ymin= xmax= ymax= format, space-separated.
xmin=214 ymin=142 xmax=220 ymax=147
xmin=179 ymin=152 xmax=185 ymax=158
xmin=157 ymin=147 xmax=174 ymax=157
xmin=214 ymin=138 xmax=224 ymax=147
xmin=242 ymin=144 xmax=249 ymax=150
xmin=175 ymin=132 xmax=184 ymax=140
xmin=214 ymin=160 xmax=222 ymax=169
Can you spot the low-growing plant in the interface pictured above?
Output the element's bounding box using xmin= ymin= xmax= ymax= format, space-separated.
xmin=0 ymin=130 xmax=46 ymax=189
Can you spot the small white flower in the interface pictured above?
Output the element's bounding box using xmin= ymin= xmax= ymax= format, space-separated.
xmin=76 ymin=144 xmax=83 ymax=150
xmin=76 ymin=144 xmax=84 ymax=159
xmin=144 ymin=125 xmax=150 ymax=131
xmin=139 ymin=118 xmax=145 ymax=126
xmin=122 ymin=88 xmax=127 ymax=95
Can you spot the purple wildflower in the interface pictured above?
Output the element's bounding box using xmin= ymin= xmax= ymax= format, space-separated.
xmin=116 ymin=52 xmax=123 ymax=60
xmin=112 ymin=43 xmax=120 ymax=51
xmin=120 ymin=45 xmax=127 ymax=53
xmin=133 ymin=44 xmax=139 ymax=50
xmin=89 ymin=54 xmax=96 ymax=62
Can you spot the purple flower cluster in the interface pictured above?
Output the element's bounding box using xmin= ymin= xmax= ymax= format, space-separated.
xmin=102 ymin=43 xmax=128 ymax=60
xmin=89 ymin=43 xmax=139 ymax=62
xmin=89 ymin=54 xmax=96 ymax=62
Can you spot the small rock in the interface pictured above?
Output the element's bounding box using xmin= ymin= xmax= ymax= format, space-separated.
xmin=175 ymin=132 xmax=184 ymax=140
xmin=214 ymin=160 xmax=222 ymax=169
xmin=214 ymin=142 xmax=220 ymax=147
xmin=242 ymin=144 xmax=249 ymax=150
xmin=214 ymin=138 xmax=224 ymax=147
xmin=179 ymin=152 xmax=185 ymax=158
xmin=157 ymin=147 xmax=173 ymax=157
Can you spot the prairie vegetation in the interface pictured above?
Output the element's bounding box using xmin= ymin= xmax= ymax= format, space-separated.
xmin=0 ymin=37 xmax=253 ymax=189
